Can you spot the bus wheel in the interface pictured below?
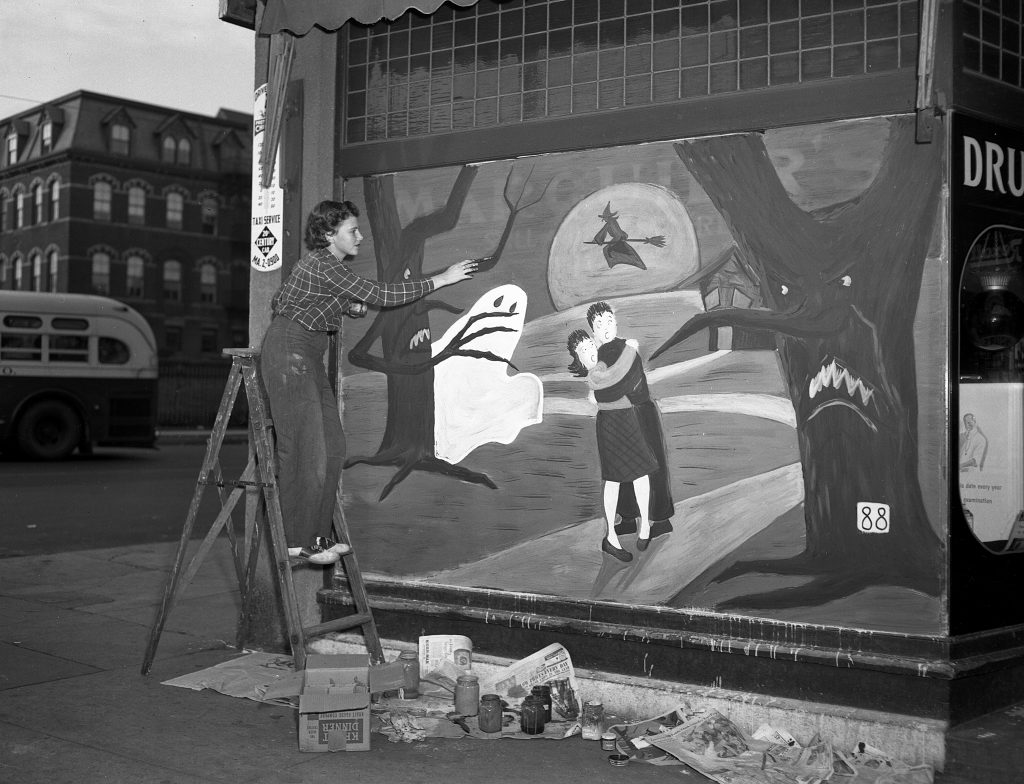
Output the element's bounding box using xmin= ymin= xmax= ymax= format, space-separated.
xmin=16 ymin=400 xmax=82 ymax=460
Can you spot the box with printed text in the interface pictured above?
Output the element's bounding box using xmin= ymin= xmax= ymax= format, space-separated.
xmin=297 ymin=654 xmax=371 ymax=752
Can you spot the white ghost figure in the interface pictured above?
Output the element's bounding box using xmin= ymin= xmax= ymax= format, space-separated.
xmin=433 ymin=284 xmax=543 ymax=464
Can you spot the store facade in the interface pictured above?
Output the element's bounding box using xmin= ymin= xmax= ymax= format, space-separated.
xmin=226 ymin=0 xmax=1024 ymax=733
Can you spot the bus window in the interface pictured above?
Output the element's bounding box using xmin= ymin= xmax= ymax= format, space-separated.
xmin=49 ymin=334 xmax=89 ymax=362
xmin=52 ymin=317 xmax=89 ymax=330
xmin=1 ymin=333 xmax=42 ymax=361
xmin=4 ymin=315 xmax=42 ymax=329
xmin=99 ymin=336 xmax=131 ymax=365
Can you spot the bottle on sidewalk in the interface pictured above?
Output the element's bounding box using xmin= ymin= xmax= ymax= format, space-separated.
xmin=477 ymin=693 xmax=503 ymax=733
xmin=520 ymin=694 xmax=546 ymax=735
xmin=454 ymin=673 xmax=480 ymax=716
xmin=398 ymin=650 xmax=420 ymax=699
xmin=581 ymin=699 xmax=605 ymax=740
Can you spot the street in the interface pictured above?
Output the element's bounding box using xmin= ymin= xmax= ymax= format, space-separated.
xmin=0 ymin=441 xmax=249 ymax=557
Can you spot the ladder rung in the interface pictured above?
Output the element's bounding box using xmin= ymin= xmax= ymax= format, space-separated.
xmin=304 ymin=614 xmax=374 ymax=637
xmin=201 ymin=478 xmax=273 ymax=489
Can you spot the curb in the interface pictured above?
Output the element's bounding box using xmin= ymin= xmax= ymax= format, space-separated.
xmin=156 ymin=429 xmax=249 ymax=446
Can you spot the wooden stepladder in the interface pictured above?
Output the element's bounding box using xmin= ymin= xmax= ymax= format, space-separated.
xmin=141 ymin=346 xmax=383 ymax=675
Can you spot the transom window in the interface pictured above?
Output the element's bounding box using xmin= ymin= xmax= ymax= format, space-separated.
xmin=962 ymin=0 xmax=1024 ymax=90
xmin=343 ymin=0 xmax=919 ymax=146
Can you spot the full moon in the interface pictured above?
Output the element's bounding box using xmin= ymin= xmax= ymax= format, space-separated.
xmin=547 ymin=182 xmax=699 ymax=310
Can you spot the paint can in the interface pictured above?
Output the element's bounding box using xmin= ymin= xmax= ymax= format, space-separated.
xmin=520 ymin=694 xmax=546 ymax=735
xmin=600 ymin=731 xmax=617 ymax=751
xmin=454 ymin=674 xmax=480 ymax=716
xmin=477 ymin=694 xmax=503 ymax=733
xmin=608 ymin=754 xmax=630 ymax=766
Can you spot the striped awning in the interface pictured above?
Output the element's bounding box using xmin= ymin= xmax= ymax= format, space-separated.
xmin=259 ymin=0 xmax=482 ymax=35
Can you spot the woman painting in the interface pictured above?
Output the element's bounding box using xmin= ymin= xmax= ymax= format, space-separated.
xmin=262 ymin=199 xmax=476 ymax=564
xmin=567 ymin=329 xmax=655 ymax=562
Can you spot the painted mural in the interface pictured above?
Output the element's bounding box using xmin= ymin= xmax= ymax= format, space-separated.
xmin=338 ymin=115 xmax=947 ymax=634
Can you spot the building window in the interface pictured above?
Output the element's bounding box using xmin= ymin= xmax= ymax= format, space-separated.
xmin=128 ymin=186 xmax=146 ymax=225
xmin=1 ymin=196 xmax=7 ymax=232
xmin=199 ymin=262 xmax=217 ymax=303
xmin=343 ymin=0 xmax=919 ymax=146
xmin=6 ymin=132 xmax=17 ymax=165
xmin=41 ymin=121 xmax=54 ymax=153
xmin=200 ymin=327 xmax=219 ymax=353
xmin=15 ymin=191 xmax=25 ymax=228
xmin=0 ymin=257 xmax=8 ymax=289
xmin=163 ymin=260 xmax=182 ymax=301
xmin=111 ymin=123 xmax=131 ymax=155
xmin=92 ymin=252 xmax=111 ymax=294
xmin=166 ymin=192 xmax=183 ymax=229
xmin=165 ymin=325 xmax=183 ymax=354
xmin=177 ymin=138 xmax=191 ymax=166
xmin=17 ymin=256 xmax=30 ymax=290
xmin=50 ymin=181 xmax=60 ymax=220
xmin=126 ymin=255 xmax=145 ymax=297
xmin=93 ymin=181 xmax=112 ymax=221
xmin=962 ymin=0 xmax=1024 ymax=89
xmin=33 ymin=183 xmax=44 ymax=224
xmin=162 ymin=136 xmax=176 ymax=163
xmin=200 ymin=196 xmax=218 ymax=234
xmin=30 ymin=252 xmax=43 ymax=291
xmin=48 ymin=249 xmax=59 ymax=291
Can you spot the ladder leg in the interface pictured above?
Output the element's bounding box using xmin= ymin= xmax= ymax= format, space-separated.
xmin=332 ymin=489 xmax=385 ymax=665
xmin=141 ymin=359 xmax=243 ymax=675
xmin=242 ymin=360 xmax=311 ymax=670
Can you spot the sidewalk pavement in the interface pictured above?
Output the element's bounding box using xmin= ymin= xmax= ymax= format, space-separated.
xmin=0 ymin=539 xmax=1015 ymax=783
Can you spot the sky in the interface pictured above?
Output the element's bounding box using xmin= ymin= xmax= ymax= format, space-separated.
xmin=0 ymin=0 xmax=256 ymax=121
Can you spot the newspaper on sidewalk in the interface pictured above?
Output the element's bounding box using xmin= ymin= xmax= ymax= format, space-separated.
xmin=478 ymin=641 xmax=580 ymax=717
xmin=416 ymin=634 xmax=473 ymax=696
xmin=606 ymin=706 xmax=933 ymax=784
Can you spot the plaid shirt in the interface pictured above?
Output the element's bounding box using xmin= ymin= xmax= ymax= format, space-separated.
xmin=271 ymin=247 xmax=434 ymax=331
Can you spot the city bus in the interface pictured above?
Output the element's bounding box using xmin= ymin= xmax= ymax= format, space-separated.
xmin=0 ymin=291 xmax=158 ymax=459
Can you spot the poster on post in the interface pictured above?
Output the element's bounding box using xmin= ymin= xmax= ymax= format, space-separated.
xmin=250 ymin=83 xmax=283 ymax=272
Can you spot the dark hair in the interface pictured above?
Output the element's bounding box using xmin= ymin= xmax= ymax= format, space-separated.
xmin=566 ymin=329 xmax=592 ymax=378
xmin=304 ymin=200 xmax=360 ymax=250
xmin=586 ymin=301 xmax=613 ymax=328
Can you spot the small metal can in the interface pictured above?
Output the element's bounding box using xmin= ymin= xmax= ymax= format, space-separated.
xmin=600 ymin=731 xmax=617 ymax=751
xmin=608 ymin=754 xmax=630 ymax=766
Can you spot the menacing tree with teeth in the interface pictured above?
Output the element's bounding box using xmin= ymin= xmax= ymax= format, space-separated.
xmin=346 ymin=165 xmax=546 ymax=500
xmin=653 ymin=117 xmax=944 ymax=608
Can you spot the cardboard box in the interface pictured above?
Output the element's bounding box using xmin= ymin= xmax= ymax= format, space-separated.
xmin=297 ymin=654 xmax=371 ymax=752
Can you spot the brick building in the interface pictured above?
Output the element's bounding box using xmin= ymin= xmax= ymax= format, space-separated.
xmin=0 ymin=91 xmax=252 ymax=365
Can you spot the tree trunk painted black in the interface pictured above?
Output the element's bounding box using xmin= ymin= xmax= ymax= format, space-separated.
xmin=654 ymin=117 xmax=945 ymax=608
